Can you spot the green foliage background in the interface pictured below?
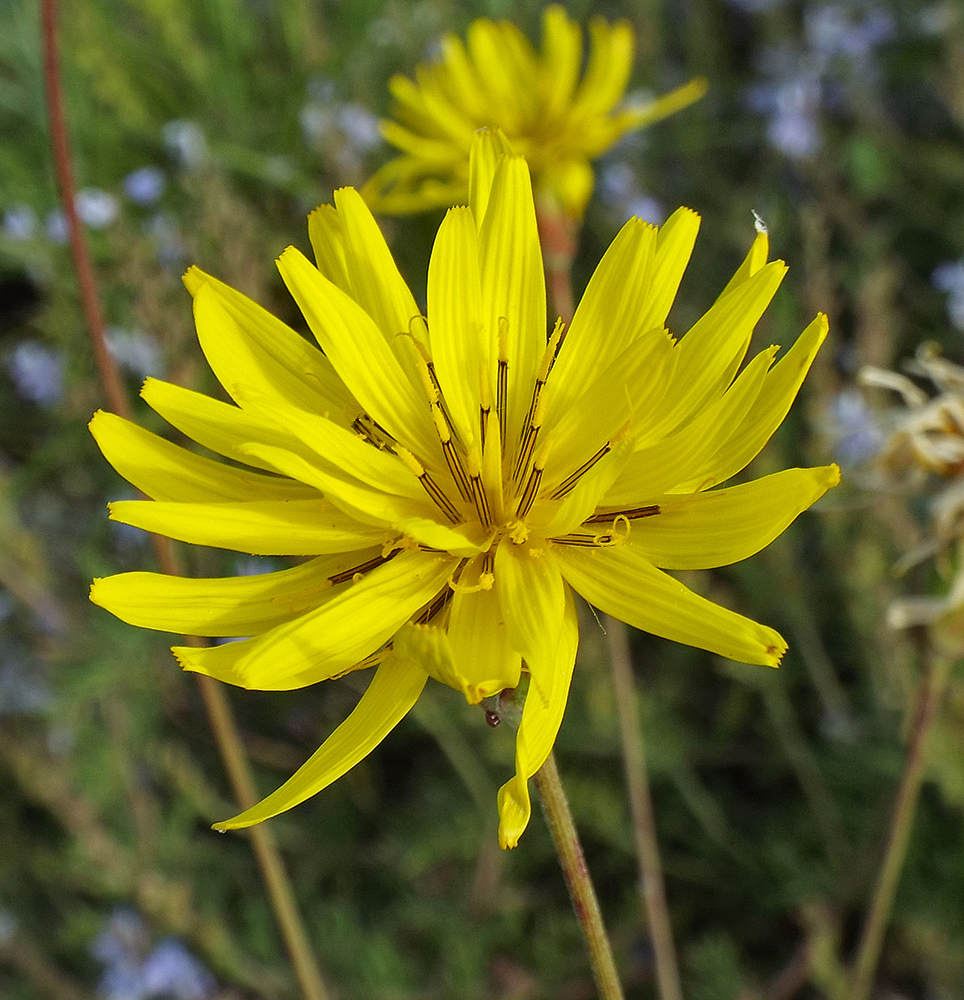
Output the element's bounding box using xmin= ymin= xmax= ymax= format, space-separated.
xmin=2 ymin=0 xmax=964 ymax=997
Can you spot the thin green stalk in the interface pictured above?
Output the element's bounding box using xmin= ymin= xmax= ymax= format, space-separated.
xmin=534 ymin=752 xmax=626 ymax=1000
xmin=605 ymin=617 xmax=684 ymax=1000
xmin=849 ymin=650 xmax=953 ymax=1000
xmin=535 ymin=198 xmax=682 ymax=1000
xmin=41 ymin=6 xmax=329 ymax=997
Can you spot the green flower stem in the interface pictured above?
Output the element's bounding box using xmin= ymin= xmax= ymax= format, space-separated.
xmin=534 ymin=195 xmax=683 ymax=1000
xmin=849 ymin=649 xmax=953 ymax=1000
xmin=41 ymin=6 xmax=330 ymax=998
xmin=534 ymin=752 xmax=626 ymax=1000
xmin=605 ymin=617 xmax=684 ymax=1000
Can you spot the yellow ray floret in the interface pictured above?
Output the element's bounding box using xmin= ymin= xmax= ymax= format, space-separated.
xmin=91 ymin=131 xmax=837 ymax=846
xmin=363 ymin=4 xmax=707 ymax=218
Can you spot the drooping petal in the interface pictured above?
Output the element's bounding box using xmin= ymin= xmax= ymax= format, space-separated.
xmin=185 ymin=269 xmax=354 ymax=419
xmin=275 ymin=247 xmax=439 ymax=463
xmin=627 ymin=466 xmax=840 ymax=570
xmin=108 ymin=498 xmax=387 ymax=555
xmin=427 ymin=206 xmax=485 ymax=446
xmin=394 ymin=574 xmax=521 ymax=704
xmin=174 ymin=549 xmax=455 ymax=689
xmin=494 ymin=543 xmax=577 ymax=848
xmin=447 ymin=556 xmax=522 ymax=701
xmin=554 ymin=542 xmax=786 ymax=667
xmin=90 ymin=410 xmax=317 ymax=503
xmin=213 ymin=654 xmax=428 ymax=830
xmin=90 ymin=549 xmax=381 ymax=637
xmin=478 ymin=156 xmax=546 ymax=456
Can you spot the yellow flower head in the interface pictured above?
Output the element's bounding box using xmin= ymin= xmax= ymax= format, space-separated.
xmin=362 ymin=5 xmax=707 ymax=218
xmin=90 ymin=132 xmax=837 ymax=849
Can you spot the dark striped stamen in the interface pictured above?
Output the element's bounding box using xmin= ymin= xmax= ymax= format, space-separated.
xmin=584 ymin=505 xmax=660 ymax=524
xmin=328 ymin=548 xmax=401 ymax=586
xmin=549 ymin=443 xmax=612 ymax=500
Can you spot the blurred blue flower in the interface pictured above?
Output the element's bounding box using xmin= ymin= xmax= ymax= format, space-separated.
xmin=92 ymin=908 xmax=215 ymax=1000
xmin=748 ymin=3 xmax=894 ymax=160
xmin=7 ymin=341 xmax=64 ymax=408
xmin=105 ymin=327 xmax=164 ymax=379
xmin=140 ymin=939 xmax=216 ymax=1000
xmin=337 ymin=104 xmax=381 ymax=152
xmin=142 ymin=213 xmax=187 ymax=270
xmin=2 ymin=204 xmax=37 ymax=241
xmin=123 ymin=167 xmax=168 ymax=206
xmin=0 ymin=652 xmax=52 ymax=718
xmin=76 ymin=189 xmax=120 ymax=229
xmin=821 ymin=387 xmax=886 ymax=466
xmin=932 ymin=260 xmax=964 ymax=331
xmin=163 ymin=120 xmax=207 ymax=170
xmin=45 ymin=209 xmax=68 ymax=243
xmin=598 ymin=161 xmax=665 ymax=224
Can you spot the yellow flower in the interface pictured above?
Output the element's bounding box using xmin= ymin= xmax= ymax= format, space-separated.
xmin=90 ymin=133 xmax=837 ymax=849
xmin=362 ymin=5 xmax=707 ymax=218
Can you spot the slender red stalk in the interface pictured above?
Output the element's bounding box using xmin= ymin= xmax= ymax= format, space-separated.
xmin=41 ymin=5 xmax=329 ymax=997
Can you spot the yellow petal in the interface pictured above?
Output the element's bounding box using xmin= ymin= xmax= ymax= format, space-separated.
xmin=494 ymin=544 xmax=577 ymax=848
xmin=447 ymin=557 xmax=522 ymax=701
xmin=478 ymin=155 xmax=546 ymax=456
xmin=554 ymin=542 xmax=787 ymax=667
xmin=606 ymin=346 xmax=776 ymax=504
xmin=141 ymin=377 xmax=314 ymax=475
xmin=637 ymin=207 xmax=701 ymax=333
xmin=89 ymin=410 xmax=316 ymax=503
xmin=332 ymin=187 xmax=421 ymax=341
xmin=214 ymin=654 xmax=427 ymax=829
xmin=108 ymin=498 xmax=386 ymax=555
xmin=569 ymin=17 xmax=632 ymax=119
xmin=601 ymin=77 xmax=708 ymax=148
xmin=681 ymin=314 xmax=829 ymax=490
xmin=539 ymin=5 xmax=583 ymax=123
xmin=720 ymin=228 xmax=770 ymax=298
xmin=240 ymin=443 xmax=468 ymax=552
xmin=549 ymin=216 xmax=658 ymax=409
xmin=467 ymin=19 xmax=533 ymax=129
xmin=545 ymin=327 xmax=672 ymax=486
xmin=427 ymin=206 xmax=485 ymax=447
xmin=185 ymin=269 xmax=353 ymax=417
xmin=174 ymin=549 xmax=454 ymax=689
xmin=231 ymin=387 xmax=424 ymax=500
xmin=437 ymin=34 xmax=486 ymax=121
xmin=537 ymin=439 xmax=635 ymax=539
xmin=655 ymin=261 xmax=787 ymax=438
xmin=307 ymin=203 xmax=351 ymax=293
xmin=90 ymin=549 xmax=381 ymax=637
xmin=627 ymin=466 xmax=840 ymax=570
xmin=276 ymin=246 xmax=439 ymax=463
xmin=468 ymin=128 xmax=514 ymax=228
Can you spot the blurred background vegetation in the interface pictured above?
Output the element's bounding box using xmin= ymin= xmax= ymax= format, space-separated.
xmin=2 ymin=0 xmax=964 ymax=997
